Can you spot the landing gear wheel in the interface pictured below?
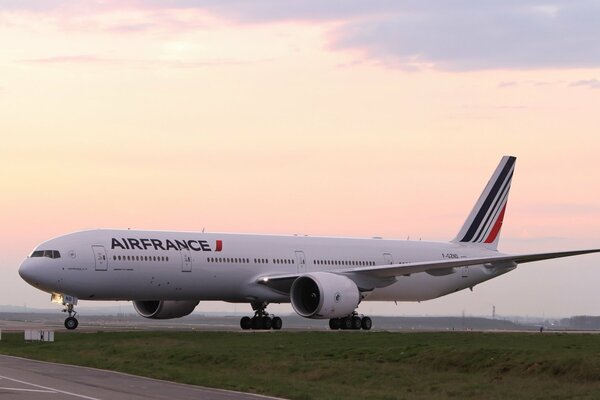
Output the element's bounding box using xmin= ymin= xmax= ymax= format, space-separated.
xmin=240 ymin=316 xmax=252 ymax=330
xmin=64 ymin=316 xmax=78 ymax=330
xmin=251 ymin=316 xmax=263 ymax=330
xmin=352 ymin=316 xmax=362 ymax=330
xmin=262 ymin=316 xmax=273 ymax=330
xmin=361 ymin=316 xmax=372 ymax=330
xmin=242 ymin=302 xmax=282 ymax=330
xmin=329 ymin=318 xmax=341 ymax=330
xmin=272 ymin=316 xmax=283 ymax=330
xmin=62 ymin=301 xmax=79 ymax=330
xmin=341 ymin=317 xmax=352 ymax=330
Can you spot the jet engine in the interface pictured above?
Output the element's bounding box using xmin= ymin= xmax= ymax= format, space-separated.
xmin=290 ymin=272 xmax=360 ymax=319
xmin=133 ymin=300 xmax=199 ymax=319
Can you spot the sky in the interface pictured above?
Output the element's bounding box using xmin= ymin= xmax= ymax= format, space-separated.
xmin=1 ymin=0 xmax=599 ymax=318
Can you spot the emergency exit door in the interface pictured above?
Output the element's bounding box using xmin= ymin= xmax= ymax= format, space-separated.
xmin=383 ymin=253 xmax=394 ymax=265
xmin=295 ymin=251 xmax=306 ymax=273
xmin=181 ymin=249 xmax=192 ymax=272
xmin=92 ymin=245 xmax=107 ymax=271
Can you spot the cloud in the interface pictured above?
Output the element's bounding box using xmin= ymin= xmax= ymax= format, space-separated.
xmin=4 ymin=1 xmax=600 ymax=71
xmin=142 ymin=1 xmax=600 ymax=71
xmin=203 ymin=0 xmax=600 ymax=71
xmin=327 ymin=1 xmax=600 ymax=71
xmin=498 ymin=81 xmax=518 ymax=88
xmin=0 ymin=0 xmax=64 ymax=12
xmin=20 ymin=55 xmax=107 ymax=64
xmin=19 ymin=54 xmax=263 ymax=69
xmin=569 ymin=79 xmax=600 ymax=89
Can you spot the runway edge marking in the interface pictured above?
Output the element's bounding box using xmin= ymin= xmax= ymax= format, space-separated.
xmin=0 ymin=354 xmax=285 ymax=400
xmin=0 ymin=374 xmax=100 ymax=400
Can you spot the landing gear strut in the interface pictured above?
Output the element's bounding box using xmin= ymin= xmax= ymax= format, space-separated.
xmin=62 ymin=303 xmax=79 ymax=330
xmin=240 ymin=302 xmax=282 ymax=330
xmin=329 ymin=312 xmax=372 ymax=330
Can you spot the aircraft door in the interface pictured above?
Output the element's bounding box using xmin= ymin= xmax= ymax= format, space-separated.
xmin=181 ymin=249 xmax=192 ymax=272
xmin=383 ymin=253 xmax=394 ymax=265
xmin=92 ymin=245 xmax=107 ymax=271
xmin=295 ymin=251 xmax=306 ymax=273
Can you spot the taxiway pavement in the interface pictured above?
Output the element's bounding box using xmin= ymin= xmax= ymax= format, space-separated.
xmin=0 ymin=355 xmax=282 ymax=400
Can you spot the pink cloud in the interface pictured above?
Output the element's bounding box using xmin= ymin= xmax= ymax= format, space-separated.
xmin=20 ymin=55 xmax=107 ymax=64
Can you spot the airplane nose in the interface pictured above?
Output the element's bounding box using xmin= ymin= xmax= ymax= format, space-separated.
xmin=19 ymin=259 xmax=38 ymax=286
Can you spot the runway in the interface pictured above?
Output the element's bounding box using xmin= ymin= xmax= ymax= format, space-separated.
xmin=0 ymin=355 xmax=282 ymax=400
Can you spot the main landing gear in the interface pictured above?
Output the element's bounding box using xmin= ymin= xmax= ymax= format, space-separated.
xmin=329 ymin=313 xmax=372 ymax=330
xmin=240 ymin=302 xmax=283 ymax=330
xmin=63 ymin=303 xmax=79 ymax=330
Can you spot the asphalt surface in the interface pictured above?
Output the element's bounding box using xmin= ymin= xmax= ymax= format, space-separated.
xmin=0 ymin=355 xmax=283 ymax=400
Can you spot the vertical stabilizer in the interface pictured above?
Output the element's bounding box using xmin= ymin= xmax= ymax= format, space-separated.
xmin=452 ymin=156 xmax=516 ymax=250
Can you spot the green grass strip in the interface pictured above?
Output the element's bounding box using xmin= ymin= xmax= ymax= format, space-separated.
xmin=2 ymin=331 xmax=600 ymax=399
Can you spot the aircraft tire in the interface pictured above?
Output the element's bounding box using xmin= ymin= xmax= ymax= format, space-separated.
xmin=341 ymin=317 xmax=352 ymax=330
xmin=240 ymin=316 xmax=252 ymax=330
xmin=262 ymin=316 xmax=272 ymax=330
xmin=64 ymin=316 xmax=78 ymax=330
xmin=361 ymin=316 xmax=372 ymax=330
xmin=272 ymin=316 xmax=283 ymax=330
xmin=329 ymin=318 xmax=341 ymax=330
xmin=352 ymin=316 xmax=362 ymax=330
xmin=251 ymin=316 xmax=263 ymax=330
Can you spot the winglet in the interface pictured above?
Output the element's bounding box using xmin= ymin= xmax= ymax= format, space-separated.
xmin=452 ymin=156 xmax=516 ymax=250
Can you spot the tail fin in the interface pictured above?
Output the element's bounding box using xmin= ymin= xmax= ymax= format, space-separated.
xmin=452 ymin=156 xmax=516 ymax=250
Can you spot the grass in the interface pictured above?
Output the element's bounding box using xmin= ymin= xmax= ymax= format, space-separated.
xmin=2 ymin=331 xmax=600 ymax=399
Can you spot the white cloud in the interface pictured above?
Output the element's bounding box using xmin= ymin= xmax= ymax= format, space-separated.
xmin=3 ymin=1 xmax=600 ymax=71
xmin=569 ymin=79 xmax=600 ymax=89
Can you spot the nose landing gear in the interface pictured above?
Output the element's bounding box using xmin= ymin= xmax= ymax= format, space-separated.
xmin=63 ymin=303 xmax=78 ymax=330
xmin=52 ymin=293 xmax=80 ymax=330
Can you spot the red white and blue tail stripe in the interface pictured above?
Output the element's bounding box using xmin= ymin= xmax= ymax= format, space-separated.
xmin=452 ymin=156 xmax=516 ymax=250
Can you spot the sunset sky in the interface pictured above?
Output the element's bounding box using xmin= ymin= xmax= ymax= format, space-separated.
xmin=1 ymin=1 xmax=599 ymax=318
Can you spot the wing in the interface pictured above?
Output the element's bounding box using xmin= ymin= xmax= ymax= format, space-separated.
xmin=257 ymin=249 xmax=600 ymax=294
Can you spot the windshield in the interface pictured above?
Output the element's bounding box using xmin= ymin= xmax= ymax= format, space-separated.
xmin=30 ymin=250 xmax=61 ymax=259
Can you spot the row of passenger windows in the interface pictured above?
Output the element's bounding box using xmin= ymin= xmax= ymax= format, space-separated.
xmin=113 ymin=255 xmax=169 ymax=262
xmin=30 ymin=250 xmax=61 ymax=259
xmin=109 ymin=254 xmax=375 ymax=266
xmin=314 ymin=260 xmax=375 ymax=266
xmin=207 ymin=257 xmax=373 ymax=266
xmin=208 ymin=257 xmax=250 ymax=264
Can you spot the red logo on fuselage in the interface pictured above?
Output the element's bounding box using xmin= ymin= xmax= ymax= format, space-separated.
xmin=215 ymin=240 xmax=223 ymax=252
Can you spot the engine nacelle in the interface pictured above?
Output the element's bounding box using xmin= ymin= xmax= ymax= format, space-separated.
xmin=133 ymin=300 xmax=199 ymax=319
xmin=290 ymin=272 xmax=360 ymax=319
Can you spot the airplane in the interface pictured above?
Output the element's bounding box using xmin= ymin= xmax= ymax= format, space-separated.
xmin=19 ymin=156 xmax=600 ymax=331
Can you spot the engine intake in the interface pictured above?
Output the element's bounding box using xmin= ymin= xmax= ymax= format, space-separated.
xmin=133 ymin=300 xmax=199 ymax=319
xmin=290 ymin=272 xmax=360 ymax=319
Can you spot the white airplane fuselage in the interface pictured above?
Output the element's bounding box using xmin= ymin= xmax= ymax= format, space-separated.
xmin=20 ymin=229 xmax=508 ymax=304
xmin=19 ymin=156 xmax=599 ymax=330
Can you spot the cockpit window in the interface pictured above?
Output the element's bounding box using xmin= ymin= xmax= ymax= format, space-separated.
xmin=30 ymin=250 xmax=61 ymax=259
